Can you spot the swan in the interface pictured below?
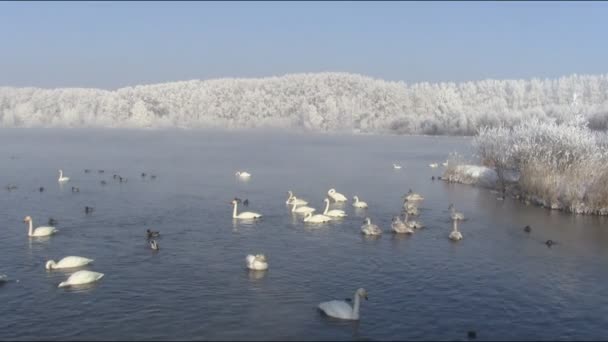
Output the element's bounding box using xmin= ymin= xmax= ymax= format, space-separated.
xmin=404 ymin=189 xmax=424 ymax=201
xmin=449 ymin=219 xmax=463 ymax=241
xmin=403 ymin=201 xmax=420 ymax=216
xmin=46 ymin=256 xmax=94 ymax=270
xmin=303 ymin=212 xmax=332 ymax=223
xmin=318 ymin=288 xmax=368 ymax=320
xmin=290 ymin=199 xmax=316 ymax=214
xmin=393 ymin=164 xmax=402 ymax=169
xmin=246 ymin=254 xmax=268 ymax=271
xmin=146 ymin=229 xmax=160 ymax=238
xmin=352 ymin=196 xmax=368 ymax=209
xmin=323 ymin=198 xmax=347 ymax=218
xmin=58 ymin=270 xmax=104 ymax=288
xmin=58 ymin=169 xmax=70 ymax=182
xmin=286 ymin=191 xmax=308 ymax=205
xmin=327 ymin=188 xmax=348 ymax=202
xmin=149 ymin=239 xmax=160 ymax=250
xmin=429 ymin=163 xmax=439 ymax=168
xmin=391 ymin=216 xmax=413 ymax=234
xmin=403 ymin=212 xmax=424 ymax=229
xmin=235 ymin=171 xmax=251 ymax=179
xmin=448 ymin=204 xmax=465 ymax=220
xmin=361 ymin=217 xmax=382 ymax=235
xmin=24 ymin=216 xmax=58 ymax=237
xmin=442 ymin=160 xmax=449 ymax=167
xmin=231 ymin=199 xmax=262 ymax=219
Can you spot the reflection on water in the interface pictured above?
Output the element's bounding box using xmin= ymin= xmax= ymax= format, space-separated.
xmin=1 ymin=129 xmax=608 ymax=340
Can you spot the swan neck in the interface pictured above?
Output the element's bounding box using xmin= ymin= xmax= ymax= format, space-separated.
xmin=453 ymin=220 xmax=458 ymax=232
xmin=352 ymin=292 xmax=361 ymax=320
xmin=233 ymin=202 xmax=238 ymax=218
xmin=28 ymin=220 xmax=33 ymax=236
xmin=323 ymin=200 xmax=329 ymax=214
xmin=291 ymin=201 xmax=297 ymax=212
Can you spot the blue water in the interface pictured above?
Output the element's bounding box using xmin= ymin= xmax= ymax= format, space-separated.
xmin=1 ymin=128 xmax=608 ymax=340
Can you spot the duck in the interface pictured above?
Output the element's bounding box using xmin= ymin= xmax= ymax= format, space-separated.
xmin=524 ymin=225 xmax=531 ymax=233
xmin=545 ymin=240 xmax=555 ymax=247
xmin=46 ymin=256 xmax=94 ymax=270
xmin=84 ymin=169 xmax=91 ymax=173
xmin=48 ymin=217 xmax=58 ymax=226
xmin=71 ymin=186 xmax=80 ymax=193
xmin=327 ymin=188 xmax=348 ymax=202
xmin=39 ymin=186 xmax=45 ymax=192
xmin=243 ymin=199 xmax=249 ymax=207
xmin=58 ymin=270 xmax=104 ymax=288
xmin=149 ymin=239 xmax=160 ymax=250
xmin=391 ymin=216 xmax=413 ymax=234
xmin=141 ymin=172 xmax=147 ymax=178
xmin=100 ymin=180 xmax=107 ymax=186
xmin=290 ymin=199 xmax=316 ymax=214
xmin=24 ymin=216 xmax=58 ymax=237
xmin=303 ymin=212 xmax=332 ymax=223
xmin=449 ymin=219 xmax=463 ymax=241
xmin=151 ymin=174 xmax=157 ymax=179
xmin=246 ymin=254 xmax=268 ymax=271
xmin=318 ymin=288 xmax=368 ymax=320
xmin=322 ymin=198 xmax=347 ymax=218
xmin=84 ymin=206 xmax=94 ymax=214
xmin=231 ymin=199 xmax=262 ymax=219
xmin=235 ymin=171 xmax=251 ymax=179
xmin=58 ymin=169 xmax=70 ymax=182
xmin=146 ymin=229 xmax=160 ymax=239
xmin=352 ymin=196 xmax=368 ymax=209
xmin=361 ymin=217 xmax=382 ymax=235
xmin=98 ymin=170 xmax=105 ymax=173
xmin=404 ymin=189 xmax=424 ymax=201
xmin=286 ymin=191 xmax=308 ymax=206
xmin=448 ymin=203 xmax=465 ymax=220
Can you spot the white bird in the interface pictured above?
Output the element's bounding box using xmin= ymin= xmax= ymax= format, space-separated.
xmin=391 ymin=216 xmax=413 ymax=234
xmin=58 ymin=169 xmax=70 ymax=182
xmin=429 ymin=163 xmax=439 ymax=168
xmin=403 ymin=200 xmax=420 ymax=216
xmin=149 ymin=239 xmax=160 ymax=250
xmin=46 ymin=256 xmax=94 ymax=270
xmin=404 ymin=189 xmax=424 ymax=201
xmin=323 ymin=198 xmax=347 ymax=218
xmin=24 ymin=216 xmax=58 ymax=237
xmin=231 ymin=199 xmax=262 ymax=219
xmin=318 ymin=288 xmax=368 ymax=320
xmin=361 ymin=217 xmax=382 ymax=235
xmin=58 ymin=270 xmax=104 ymax=288
xmin=327 ymin=188 xmax=348 ymax=202
xmin=403 ymin=212 xmax=424 ymax=229
xmin=393 ymin=164 xmax=402 ymax=169
xmin=448 ymin=203 xmax=465 ymax=220
xmin=246 ymin=254 xmax=268 ymax=271
xmin=286 ymin=191 xmax=308 ymax=205
xmin=235 ymin=171 xmax=251 ymax=179
xmin=352 ymin=196 xmax=368 ymax=209
xmin=303 ymin=212 xmax=332 ymax=223
xmin=442 ymin=160 xmax=449 ymax=167
xmin=449 ymin=219 xmax=463 ymax=241
xmin=290 ymin=198 xmax=316 ymax=214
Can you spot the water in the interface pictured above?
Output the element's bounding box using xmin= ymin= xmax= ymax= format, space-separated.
xmin=1 ymin=128 xmax=608 ymax=341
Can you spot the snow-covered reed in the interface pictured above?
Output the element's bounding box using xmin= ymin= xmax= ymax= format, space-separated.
xmin=2 ymin=72 xmax=608 ymax=134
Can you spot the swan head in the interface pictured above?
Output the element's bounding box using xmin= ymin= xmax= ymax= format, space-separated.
xmin=287 ymin=190 xmax=293 ymax=196
xmin=356 ymin=288 xmax=368 ymax=300
xmin=363 ymin=217 xmax=371 ymax=225
xmin=353 ymin=196 xmax=359 ymax=201
xmin=45 ymin=260 xmax=56 ymax=270
xmin=323 ymin=198 xmax=329 ymax=203
xmin=23 ymin=216 xmax=32 ymax=223
xmin=328 ymin=188 xmax=336 ymax=195
xmin=231 ymin=199 xmax=238 ymax=205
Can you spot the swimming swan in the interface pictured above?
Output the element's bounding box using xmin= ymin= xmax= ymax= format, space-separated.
xmin=352 ymin=196 xmax=368 ymax=209
xmin=58 ymin=270 xmax=104 ymax=288
xmin=46 ymin=256 xmax=94 ymax=270
xmin=149 ymin=239 xmax=160 ymax=250
xmin=318 ymin=288 xmax=368 ymax=320
xmin=303 ymin=212 xmax=332 ymax=223
xmin=58 ymin=169 xmax=70 ymax=182
xmin=449 ymin=219 xmax=463 ymax=241
xmin=393 ymin=164 xmax=402 ymax=169
xmin=286 ymin=191 xmax=308 ymax=205
xmin=246 ymin=254 xmax=268 ymax=271
xmin=235 ymin=171 xmax=251 ymax=179
xmin=361 ymin=217 xmax=382 ymax=235
xmin=231 ymin=199 xmax=262 ymax=219
xmin=404 ymin=189 xmax=424 ymax=201
xmin=24 ymin=216 xmax=58 ymax=237
xmin=290 ymin=199 xmax=316 ymax=214
xmin=323 ymin=198 xmax=347 ymax=218
xmin=448 ymin=204 xmax=465 ymax=220
xmin=327 ymin=188 xmax=348 ymax=202
xmin=391 ymin=216 xmax=413 ymax=234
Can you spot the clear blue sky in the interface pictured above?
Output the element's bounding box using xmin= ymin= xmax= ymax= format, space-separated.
xmin=1 ymin=1 xmax=607 ymax=89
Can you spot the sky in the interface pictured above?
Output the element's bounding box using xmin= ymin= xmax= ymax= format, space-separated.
xmin=1 ymin=1 xmax=607 ymax=89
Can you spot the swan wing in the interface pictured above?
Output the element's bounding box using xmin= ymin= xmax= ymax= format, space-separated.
xmin=318 ymin=300 xmax=354 ymax=320
xmin=33 ymin=226 xmax=58 ymax=236
xmin=58 ymin=256 xmax=94 ymax=268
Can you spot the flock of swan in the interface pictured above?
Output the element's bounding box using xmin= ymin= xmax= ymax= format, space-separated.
xmin=3 ymin=165 xmax=467 ymax=322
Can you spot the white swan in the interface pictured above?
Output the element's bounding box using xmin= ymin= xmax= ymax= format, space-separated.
xmin=442 ymin=160 xmax=449 ymax=167
xmin=58 ymin=270 xmax=104 ymax=288
xmin=0 ymin=274 xmax=7 ymax=283
xmin=149 ymin=239 xmax=160 ymax=250
xmin=393 ymin=164 xmax=402 ymax=169
xmin=318 ymin=288 xmax=368 ymax=320
xmin=286 ymin=191 xmax=308 ymax=205
xmin=352 ymin=196 xmax=368 ymax=209
xmin=327 ymin=188 xmax=348 ymax=202
xmin=231 ymin=199 xmax=262 ymax=219
xmin=24 ymin=216 xmax=58 ymax=237
xmin=323 ymin=198 xmax=347 ymax=218
xmin=391 ymin=216 xmax=413 ymax=234
xmin=403 ymin=201 xmax=420 ymax=216
xmin=58 ymin=169 xmax=70 ymax=182
xmin=448 ymin=204 xmax=465 ymax=220
xmin=429 ymin=163 xmax=439 ymax=168
xmin=246 ymin=254 xmax=268 ymax=271
xmin=403 ymin=212 xmax=424 ymax=229
xmin=235 ymin=171 xmax=251 ymax=179
xmin=449 ymin=219 xmax=463 ymax=241
xmin=290 ymin=198 xmax=316 ymax=214
xmin=404 ymin=189 xmax=424 ymax=201
xmin=361 ymin=217 xmax=382 ymax=235
xmin=303 ymin=212 xmax=332 ymax=223
xmin=46 ymin=256 xmax=94 ymax=270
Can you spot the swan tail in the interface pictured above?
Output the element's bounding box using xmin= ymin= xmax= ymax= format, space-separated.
xmin=58 ymin=281 xmax=68 ymax=288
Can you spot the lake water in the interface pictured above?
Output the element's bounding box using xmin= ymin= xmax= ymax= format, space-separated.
xmin=1 ymin=128 xmax=608 ymax=341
